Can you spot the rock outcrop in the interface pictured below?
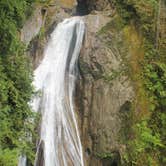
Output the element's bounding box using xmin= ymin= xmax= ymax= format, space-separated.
xmin=59 ymin=0 xmax=77 ymax=9
xmin=21 ymin=6 xmax=44 ymax=45
xmin=22 ymin=1 xmax=73 ymax=68
xmin=76 ymin=13 xmax=134 ymax=165
xmin=86 ymin=0 xmax=113 ymax=11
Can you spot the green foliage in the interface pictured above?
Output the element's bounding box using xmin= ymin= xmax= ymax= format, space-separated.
xmin=103 ymin=69 xmax=123 ymax=85
xmin=0 ymin=0 xmax=37 ymax=165
xmin=0 ymin=149 xmax=19 ymax=166
xmin=38 ymin=26 xmax=46 ymax=40
xmin=96 ymin=152 xmax=120 ymax=165
xmin=113 ymin=0 xmax=157 ymax=40
xmin=0 ymin=0 xmax=34 ymax=55
xmin=112 ymin=0 xmax=166 ymax=165
xmin=144 ymin=62 xmax=166 ymax=109
xmin=123 ymin=51 xmax=166 ymax=165
xmin=98 ymin=16 xmax=126 ymax=35
xmin=96 ymin=152 xmax=113 ymax=159
xmin=134 ymin=121 xmax=163 ymax=151
xmin=144 ymin=61 xmax=166 ymax=165
xmin=122 ymin=120 xmax=164 ymax=165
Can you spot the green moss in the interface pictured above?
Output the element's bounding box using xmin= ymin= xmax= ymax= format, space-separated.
xmin=96 ymin=152 xmax=121 ymax=165
xmin=96 ymin=152 xmax=113 ymax=159
xmin=103 ymin=69 xmax=123 ymax=84
xmin=98 ymin=15 xmax=126 ymax=35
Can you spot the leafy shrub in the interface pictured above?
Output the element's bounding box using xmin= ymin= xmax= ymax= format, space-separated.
xmin=0 ymin=0 xmax=37 ymax=165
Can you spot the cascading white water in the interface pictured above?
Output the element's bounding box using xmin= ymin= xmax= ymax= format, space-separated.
xmin=18 ymin=155 xmax=26 ymax=166
xmin=32 ymin=17 xmax=85 ymax=166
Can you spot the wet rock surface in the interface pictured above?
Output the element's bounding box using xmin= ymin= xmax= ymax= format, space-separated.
xmin=76 ymin=14 xmax=134 ymax=165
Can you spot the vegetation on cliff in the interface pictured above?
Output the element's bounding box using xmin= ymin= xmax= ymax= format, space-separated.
xmin=112 ymin=0 xmax=166 ymax=165
xmin=0 ymin=0 xmax=37 ymax=165
xmin=97 ymin=0 xmax=165 ymax=165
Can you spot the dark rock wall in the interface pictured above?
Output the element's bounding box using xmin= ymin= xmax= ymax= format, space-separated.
xmin=76 ymin=14 xmax=134 ymax=165
xmin=86 ymin=0 xmax=113 ymax=11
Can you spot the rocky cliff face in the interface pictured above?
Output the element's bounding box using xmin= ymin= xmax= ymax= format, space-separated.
xmin=21 ymin=0 xmax=74 ymax=68
xmin=75 ymin=13 xmax=135 ymax=165
xmin=86 ymin=0 xmax=113 ymax=11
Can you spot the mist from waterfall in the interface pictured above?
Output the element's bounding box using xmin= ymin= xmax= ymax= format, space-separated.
xmin=32 ymin=17 xmax=85 ymax=166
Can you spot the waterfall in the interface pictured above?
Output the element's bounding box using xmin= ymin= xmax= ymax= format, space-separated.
xmin=32 ymin=17 xmax=85 ymax=166
xmin=18 ymin=155 xmax=26 ymax=166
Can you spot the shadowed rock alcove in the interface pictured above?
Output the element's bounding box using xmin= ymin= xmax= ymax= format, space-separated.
xmin=76 ymin=0 xmax=89 ymax=15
